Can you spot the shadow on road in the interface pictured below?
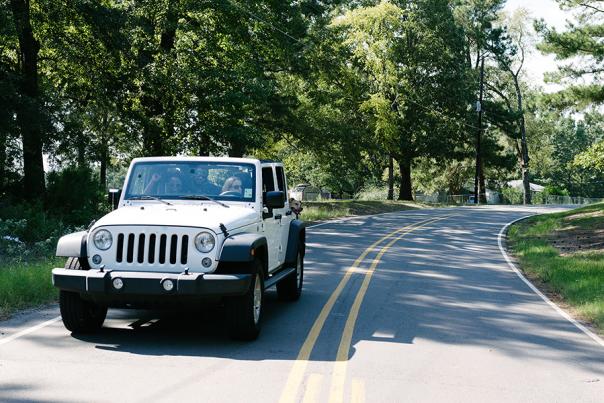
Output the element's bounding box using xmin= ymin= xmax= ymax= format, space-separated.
xmin=349 ymin=209 xmax=604 ymax=375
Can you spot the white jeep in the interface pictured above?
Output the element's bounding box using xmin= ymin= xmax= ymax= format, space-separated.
xmin=52 ymin=157 xmax=305 ymax=340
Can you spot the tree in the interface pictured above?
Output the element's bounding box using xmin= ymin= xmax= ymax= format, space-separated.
xmin=8 ymin=0 xmax=46 ymax=198
xmin=490 ymin=8 xmax=534 ymax=204
xmin=545 ymin=115 xmax=604 ymax=196
xmin=39 ymin=1 xmax=128 ymax=188
xmin=328 ymin=0 xmax=471 ymax=200
xmin=454 ymin=0 xmax=508 ymax=203
xmin=574 ymin=140 xmax=604 ymax=173
xmin=537 ymin=0 xmax=604 ymax=107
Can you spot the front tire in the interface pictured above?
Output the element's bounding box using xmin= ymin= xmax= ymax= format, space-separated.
xmin=226 ymin=259 xmax=264 ymax=341
xmin=277 ymin=248 xmax=303 ymax=301
xmin=59 ymin=257 xmax=107 ymax=333
xmin=59 ymin=291 xmax=107 ymax=333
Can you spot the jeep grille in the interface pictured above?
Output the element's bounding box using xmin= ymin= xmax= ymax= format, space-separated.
xmin=116 ymin=232 xmax=189 ymax=265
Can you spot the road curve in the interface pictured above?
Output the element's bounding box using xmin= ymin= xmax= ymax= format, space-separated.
xmin=1 ymin=205 xmax=603 ymax=403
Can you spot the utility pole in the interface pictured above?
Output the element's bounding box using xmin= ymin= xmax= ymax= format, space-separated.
xmin=474 ymin=57 xmax=485 ymax=205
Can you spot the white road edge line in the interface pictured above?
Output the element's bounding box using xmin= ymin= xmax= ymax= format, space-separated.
xmin=498 ymin=215 xmax=604 ymax=348
xmin=0 ymin=316 xmax=61 ymax=347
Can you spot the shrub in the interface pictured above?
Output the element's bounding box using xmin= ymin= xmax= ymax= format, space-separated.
xmin=46 ymin=166 xmax=107 ymax=225
xmin=543 ymin=185 xmax=570 ymax=196
xmin=501 ymin=187 xmax=523 ymax=204
xmin=0 ymin=167 xmax=106 ymax=263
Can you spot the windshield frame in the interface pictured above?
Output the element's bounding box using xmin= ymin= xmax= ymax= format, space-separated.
xmin=123 ymin=161 xmax=257 ymax=203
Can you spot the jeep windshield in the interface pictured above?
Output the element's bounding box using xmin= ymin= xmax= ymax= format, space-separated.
xmin=124 ymin=161 xmax=256 ymax=202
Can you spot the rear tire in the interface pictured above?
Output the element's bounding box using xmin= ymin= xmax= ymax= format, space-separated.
xmin=277 ymin=248 xmax=303 ymax=301
xmin=59 ymin=257 xmax=106 ymax=333
xmin=226 ymin=259 xmax=264 ymax=341
xmin=59 ymin=290 xmax=107 ymax=333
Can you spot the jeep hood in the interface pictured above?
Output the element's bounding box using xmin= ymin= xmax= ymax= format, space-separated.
xmin=92 ymin=204 xmax=259 ymax=233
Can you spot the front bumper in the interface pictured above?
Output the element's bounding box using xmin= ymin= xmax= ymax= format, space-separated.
xmin=52 ymin=268 xmax=251 ymax=297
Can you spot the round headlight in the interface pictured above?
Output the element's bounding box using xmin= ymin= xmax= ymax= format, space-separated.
xmin=93 ymin=229 xmax=113 ymax=250
xmin=194 ymin=231 xmax=215 ymax=253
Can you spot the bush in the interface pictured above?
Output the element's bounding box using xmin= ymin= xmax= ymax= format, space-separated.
xmin=532 ymin=191 xmax=546 ymax=204
xmin=0 ymin=208 xmax=78 ymax=263
xmin=543 ymin=185 xmax=570 ymax=196
xmin=46 ymin=166 xmax=107 ymax=225
xmin=501 ymin=187 xmax=523 ymax=204
xmin=0 ymin=166 xmax=106 ymax=263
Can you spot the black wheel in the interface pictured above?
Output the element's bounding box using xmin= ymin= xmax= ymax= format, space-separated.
xmin=277 ymin=248 xmax=303 ymax=301
xmin=225 ymin=259 xmax=264 ymax=341
xmin=59 ymin=257 xmax=107 ymax=333
xmin=59 ymin=290 xmax=107 ymax=333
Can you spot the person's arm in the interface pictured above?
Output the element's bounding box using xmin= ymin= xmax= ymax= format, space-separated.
xmin=143 ymin=173 xmax=161 ymax=194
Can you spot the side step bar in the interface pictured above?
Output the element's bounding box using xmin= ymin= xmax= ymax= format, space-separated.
xmin=264 ymin=267 xmax=295 ymax=289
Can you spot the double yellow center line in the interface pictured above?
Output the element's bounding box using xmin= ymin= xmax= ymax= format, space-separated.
xmin=279 ymin=215 xmax=454 ymax=403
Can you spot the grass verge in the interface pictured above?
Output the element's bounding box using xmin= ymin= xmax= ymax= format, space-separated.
xmin=0 ymin=258 xmax=61 ymax=320
xmin=302 ymin=200 xmax=428 ymax=222
xmin=508 ymin=203 xmax=604 ymax=331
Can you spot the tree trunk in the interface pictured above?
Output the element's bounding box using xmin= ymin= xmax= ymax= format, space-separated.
xmin=142 ymin=123 xmax=164 ymax=156
xmin=198 ymin=133 xmax=210 ymax=156
xmin=0 ymin=133 xmax=8 ymax=195
xmin=0 ymin=131 xmax=6 ymax=190
xmin=11 ymin=0 xmax=45 ymax=198
xmin=387 ymin=155 xmax=394 ymax=200
xmin=140 ymin=2 xmax=178 ymax=157
xmin=228 ymin=140 xmax=245 ymax=158
xmin=99 ymin=113 xmax=109 ymax=189
xmin=76 ymin=133 xmax=86 ymax=169
xmin=100 ymin=153 xmax=107 ymax=190
xmin=474 ymin=57 xmax=485 ymax=204
xmin=513 ymin=75 xmax=531 ymax=205
xmin=479 ymin=162 xmax=487 ymax=204
xmin=397 ymin=157 xmax=413 ymax=201
xmin=99 ymin=138 xmax=108 ymax=190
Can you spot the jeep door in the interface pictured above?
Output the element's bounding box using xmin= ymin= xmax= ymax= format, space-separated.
xmin=274 ymin=165 xmax=292 ymax=263
xmin=261 ymin=166 xmax=281 ymax=271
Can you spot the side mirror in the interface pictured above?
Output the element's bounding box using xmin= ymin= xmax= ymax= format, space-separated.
xmin=265 ymin=191 xmax=285 ymax=209
xmin=108 ymin=188 xmax=121 ymax=210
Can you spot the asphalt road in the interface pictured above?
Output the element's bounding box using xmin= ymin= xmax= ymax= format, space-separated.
xmin=1 ymin=205 xmax=603 ymax=403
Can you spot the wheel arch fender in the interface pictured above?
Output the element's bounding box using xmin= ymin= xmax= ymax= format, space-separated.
xmin=219 ymin=233 xmax=268 ymax=277
xmin=56 ymin=231 xmax=88 ymax=258
xmin=285 ymin=219 xmax=306 ymax=267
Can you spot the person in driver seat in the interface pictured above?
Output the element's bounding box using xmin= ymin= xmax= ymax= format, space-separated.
xmin=221 ymin=176 xmax=243 ymax=196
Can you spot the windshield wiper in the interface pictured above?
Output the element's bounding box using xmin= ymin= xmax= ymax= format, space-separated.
xmin=182 ymin=194 xmax=229 ymax=208
xmin=128 ymin=195 xmax=172 ymax=205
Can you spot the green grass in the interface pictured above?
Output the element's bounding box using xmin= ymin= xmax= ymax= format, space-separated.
xmin=0 ymin=258 xmax=61 ymax=320
xmin=508 ymin=202 xmax=604 ymax=330
xmin=302 ymin=200 xmax=428 ymax=222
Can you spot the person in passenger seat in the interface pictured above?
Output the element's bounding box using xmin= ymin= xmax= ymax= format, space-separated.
xmin=191 ymin=166 xmax=221 ymax=195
